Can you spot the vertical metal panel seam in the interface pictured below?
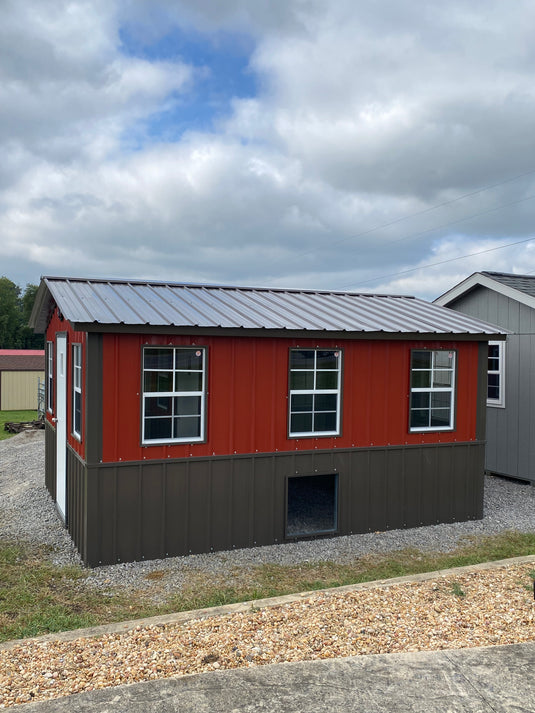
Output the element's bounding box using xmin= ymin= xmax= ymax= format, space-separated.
xmin=161 ymin=461 xmax=167 ymax=556
xmin=137 ymin=462 xmax=143 ymax=560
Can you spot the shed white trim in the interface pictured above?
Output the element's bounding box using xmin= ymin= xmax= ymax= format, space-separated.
xmin=434 ymin=272 xmax=535 ymax=311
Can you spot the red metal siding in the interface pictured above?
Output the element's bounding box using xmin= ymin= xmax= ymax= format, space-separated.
xmin=45 ymin=308 xmax=86 ymax=460
xmin=101 ymin=334 xmax=479 ymax=464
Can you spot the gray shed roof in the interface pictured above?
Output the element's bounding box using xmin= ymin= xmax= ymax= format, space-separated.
xmin=30 ymin=276 xmax=505 ymax=338
xmin=435 ymin=271 xmax=535 ymax=313
xmin=481 ymin=271 xmax=535 ymax=298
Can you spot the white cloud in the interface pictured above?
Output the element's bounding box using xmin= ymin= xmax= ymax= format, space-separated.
xmin=3 ymin=0 xmax=535 ymax=301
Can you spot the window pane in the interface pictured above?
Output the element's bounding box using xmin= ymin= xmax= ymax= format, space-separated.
xmin=175 ymin=371 xmax=203 ymax=392
xmin=316 ymin=351 xmax=339 ymax=369
xmin=144 ymin=371 xmax=173 ymax=392
xmin=145 ymin=417 xmax=172 ymax=440
xmin=174 ymin=416 xmax=201 ymax=439
xmin=431 ymin=392 xmax=451 ymax=409
xmin=144 ymin=348 xmax=173 ymax=370
xmin=175 ymin=349 xmax=203 ymax=370
xmin=488 ymin=358 xmax=499 ymax=371
xmin=432 ymin=371 xmax=452 ymax=388
xmin=290 ymin=350 xmax=315 ymax=369
xmin=412 ymin=371 xmax=431 ymax=388
xmin=411 ymin=392 xmax=430 ymax=409
xmin=74 ymin=392 xmax=81 ymax=434
xmin=431 ymin=409 xmax=451 ymax=427
xmin=291 ymin=394 xmax=313 ymax=412
xmin=316 ymin=371 xmax=338 ymax=389
xmin=314 ymin=412 xmax=337 ymax=431
xmin=314 ymin=393 xmax=337 ymax=412
xmin=434 ymin=351 xmax=454 ymax=368
xmin=488 ymin=344 xmax=500 ymax=359
xmin=145 ymin=396 xmax=172 ymax=417
xmin=488 ymin=373 xmax=500 ymax=399
xmin=412 ymin=351 xmax=431 ymax=369
xmin=291 ymin=412 xmax=313 ymax=433
xmin=290 ymin=371 xmax=314 ymax=390
xmin=410 ymin=410 xmax=429 ymax=428
xmin=175 ymin=395 xmax=201 ymax=416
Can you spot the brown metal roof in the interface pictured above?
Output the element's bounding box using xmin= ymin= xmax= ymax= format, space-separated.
xmin=30 ymin=276 xmax=505 ymax=337
xmin=0 ymin=351 xmax=45 ymax=371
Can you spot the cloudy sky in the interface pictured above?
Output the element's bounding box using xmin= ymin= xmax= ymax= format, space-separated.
xmin=3 ymin=0 xmax=535 ymax=300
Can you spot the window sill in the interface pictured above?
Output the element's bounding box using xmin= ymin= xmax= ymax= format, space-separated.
xmin=409 ymin=427 xmax=455 ymax=433
xmin=142 ymin=438 xmax=205 ymax=446
xmin=288 ymin=431 xmax=340 ymax=439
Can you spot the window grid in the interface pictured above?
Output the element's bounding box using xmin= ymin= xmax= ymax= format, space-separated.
xmin=487 ymin=340 xmax=505 ymax=407
xmin=142 ymin=347 xmax=206 ymax=444
xmin=72 ymin=344 xmax=82 ymax=439
xmin=289 ymin=349 xmax=342 ymax=437
xmin=410 ymin=350 xmax=456 ymax=432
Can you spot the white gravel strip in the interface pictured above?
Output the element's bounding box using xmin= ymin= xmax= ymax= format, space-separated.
xmin=1 ymin=430 xmax=535 ymax=596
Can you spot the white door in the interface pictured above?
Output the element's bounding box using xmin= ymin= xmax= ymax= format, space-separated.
xmin=56 ymin=333 xmax=67 ymax=520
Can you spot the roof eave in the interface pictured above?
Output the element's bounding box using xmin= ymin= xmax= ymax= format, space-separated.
xmin=70 ymin=321 xmax=505 ymax=341
xmin=434 ymin=272 xmax=535 ymax=311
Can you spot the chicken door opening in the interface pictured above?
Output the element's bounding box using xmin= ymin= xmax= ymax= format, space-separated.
xmin=286 ymin=474 xmax=338 ymax=538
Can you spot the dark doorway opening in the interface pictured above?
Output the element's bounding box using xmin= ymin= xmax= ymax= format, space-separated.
xmin=286 ymin=474 xmax=338 ymax=538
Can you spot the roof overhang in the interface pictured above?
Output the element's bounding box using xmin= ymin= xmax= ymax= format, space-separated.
xmin=434 ymin=272 xmax=535 ymax=311
xmin=69 ymin=322 xmax=506 ymax=341
xmin=29 ymin=279 xmax=56 ymax=334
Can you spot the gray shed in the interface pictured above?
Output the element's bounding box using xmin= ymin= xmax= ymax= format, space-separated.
xmin=435 ymin=271 xmax=535 ymax=484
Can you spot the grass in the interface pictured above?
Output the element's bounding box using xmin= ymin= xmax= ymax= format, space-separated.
xmin=450 ymin=581 xmax=466 ymax=597
xmin=0 ymin=410 xmax=39 ymax=441
xmin=1 ymin=530 xmax=535 ymax=643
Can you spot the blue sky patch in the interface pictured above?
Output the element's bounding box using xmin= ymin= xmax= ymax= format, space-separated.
xmin=119 ymin=23 xmax=258 ymax=145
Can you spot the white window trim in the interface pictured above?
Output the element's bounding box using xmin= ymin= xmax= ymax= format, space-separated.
xmin=46 ymin=341 xmax=54 ymax=413
xmin=142 ymin=346 xmax=206 ymax=445
xmin=487 ymin=340 xmax=505 ymax=408
xmin=288 ymin=348 xmax=342 ymax=438
xmin=410 ymin=350 xmax=456 ymax=432
xmin=72 ymin=344 xmax=82 ymax=440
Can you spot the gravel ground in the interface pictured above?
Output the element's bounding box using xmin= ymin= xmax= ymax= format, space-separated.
xmin=2 ymin=429 xmax=535 ymax=597
xmin=1 ymin=562 xmax=534 ymax=707
xmin=1 ymin=429 xmax=535 ymax=708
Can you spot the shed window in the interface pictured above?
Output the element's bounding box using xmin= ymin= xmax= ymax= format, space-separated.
xmin=409 ymin=350 xmax=456 ymax=431
xmin=487 ymin=341 xmax=505 ymax=407
xmin=72 ymin=344 xmax=82 ymax=439
xmin=288 ymin=349 xmax=342 ymax=437
xmin=46 ymin=341 xmax=53 ymax=412
xmin=142 ymin=347 xmax=206 ymax=444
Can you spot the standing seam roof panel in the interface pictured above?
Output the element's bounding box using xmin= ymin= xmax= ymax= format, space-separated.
xmin=183 ymin=287 xmax=266 ymax=328
xmin=36 ymin=277 xmax=505 ymax=335
xmin=45 ymin=280 xmax=103 ymax=324
xmin=237 ymin=290 xmax=333 ymax=330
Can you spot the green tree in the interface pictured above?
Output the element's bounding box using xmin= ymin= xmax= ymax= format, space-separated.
xmin=0 ymin=277 xmax=22 ymax=348
xmin=0 ymin=277 xmax=43 ymax=349
xmin=20 ymin=283 xmax=43 ymax=349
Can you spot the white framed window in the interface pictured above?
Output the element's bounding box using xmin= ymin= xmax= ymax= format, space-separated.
xmin=289 ymin=349 xmax=342 ymax=437
xmin=410 ymin=350 xmax=456 ymax=431
xmin=46 ymin=341 xmax=54 ymax=412
xmin=72 ymin=344 xmax=82 ymax=439
xmin=487 ymin=340 xmax=505 ymax=407
xmin=142 ymin=346 xmax=206 ymax=444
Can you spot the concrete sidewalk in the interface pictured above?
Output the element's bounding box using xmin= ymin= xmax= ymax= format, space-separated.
xmin=20 ymin=641 xmax=535 ymax=712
